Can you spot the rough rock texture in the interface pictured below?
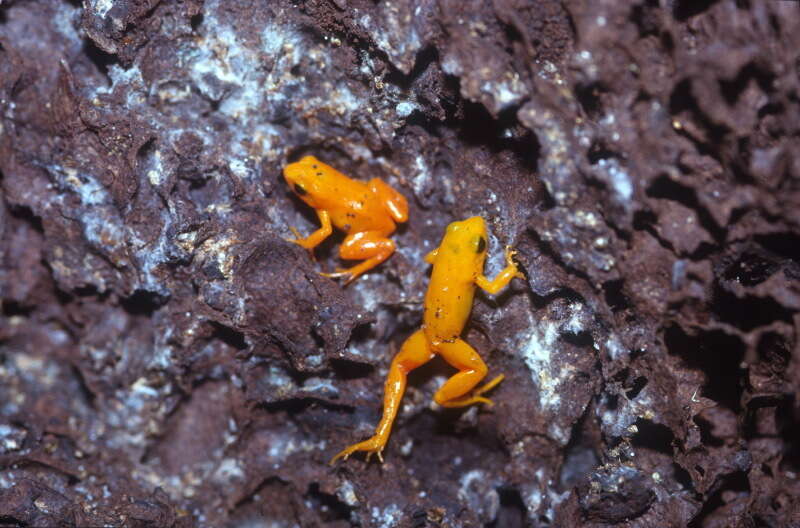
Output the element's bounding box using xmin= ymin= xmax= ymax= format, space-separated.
xmin=1 ymin=0 xmax=799 ymax=526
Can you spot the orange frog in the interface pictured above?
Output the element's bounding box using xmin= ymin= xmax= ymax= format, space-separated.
xmin=283 ymin=155 xmax=409 ymax=284
xmin=331 ymin=216 xmax=524 ymax=463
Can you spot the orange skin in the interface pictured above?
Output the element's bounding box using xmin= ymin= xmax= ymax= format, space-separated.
xmin=283 ymin=155 xmax=408 ymax=284
xmin=331 ymin=216 xmax=524 ymax=464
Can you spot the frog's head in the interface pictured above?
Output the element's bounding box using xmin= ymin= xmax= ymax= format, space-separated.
xmin=283 ymin=155 xmax=326 ymax=206
xmin=442 ymin=216 xmax=489 ymax=266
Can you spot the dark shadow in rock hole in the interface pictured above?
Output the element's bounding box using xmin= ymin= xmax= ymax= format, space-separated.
xmin=722 ymin=251 xmax=780 ymax=287
xmin=329 ymin=358 xmax=374 ymax=380
xmin=560 ymin=405 xmax=600 ymax=490
xmin=719 ymin=62 xmax=776 ymax=106
xmin=711 ymin=284 xmax=793 ymax=332
xmin=664 ymin=324 xmax=745 ymax=412
xmin=82 ymin=38 xmax=118 ymax=85
xmin=626 ymin=376 xmax=648 ymax=400
xmin=306 ymin=482 xmax=351 ymax=522
xmin=686 ymin=470 xmax=749 ymax=528
xmin=8 ymin=204 xmax=44 ymax=234
xmin=210 ymin=321 xmax=248 ymax=350
xmin=756 ymin=232 xmax=800 ymax=264
xmin=672 ymin=0 xmax=722 ymax=22
xmin=646 ymin=175 xmax=725 ymax=242
xmin=454 ymin=101 xmax=540 ymax=173
xmin=602 ymin=279 xmax=630 ymax=312
xmin=120 ymin=289 xmax=166 ymax=317
xmin=631 ymin=418 xmax=674 ymax=455
xmin=668 ymin=79 xmax=731 ymax=162
xmin=575 ymin=81 xmax=607 ymax=119
xmin=489 ymin=487 xmax=527 ymax=528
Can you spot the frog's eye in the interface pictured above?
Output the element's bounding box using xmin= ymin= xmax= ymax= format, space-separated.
xmin=294 ymin=183 xmax=308 ymax=196
xmin=475 ymin=236 xmax=486 ymax=253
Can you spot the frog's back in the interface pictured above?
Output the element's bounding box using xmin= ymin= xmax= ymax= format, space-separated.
xmin=303 ymin=160 xmax=395 ymax=234
xmin=424 ymin=260 xmax=476 ymax=344
xmin=423 ymin=217 xmax=489 ymax=343
xmin=327 ymin=186 xmax=396 ymax=234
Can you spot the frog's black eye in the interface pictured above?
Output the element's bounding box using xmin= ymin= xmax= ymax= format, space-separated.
xmin=294 ymin=183 xmax=308 ymax=196
xmin=476 ymin=236 xmax=486 ymax=253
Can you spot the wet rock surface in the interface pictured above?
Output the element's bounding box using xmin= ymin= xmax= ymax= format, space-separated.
xmin=1 ymin=0 xmax=799 ymax=526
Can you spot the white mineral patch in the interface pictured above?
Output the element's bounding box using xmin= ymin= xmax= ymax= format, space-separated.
xmin=147 ymin=151 xmax=164 ymax=186
xmin=597 ymin=158 xmax=633 ymax=202
xmin=511 ymin=307 xmax=590 ymax=444
xmin=396 ymin=101 xmax=417 ymax=117
xmin=53 ymin=2 xmax=81 ymax=45
xmin=604 ymin=335 xmax=626 ymax=360
xmin=126 ymin=207 xmax=173 ymax=294
xmin=599 ymin=390 xmax=654 ymax=437
xmin=337 ymin=480 xmax=359 ymax=507
xmin=93 ymin=0 xmax=113 ymax=18
xmin=0 ymin=424 xmax=26 ymax=452
xmin=515 ymin=314 xmax=561 ymax=410
xmin=370 ymin=504 xmax=402 ymax=528
xmin=302 ymin=378 xmax=338 ymax=395
xmin=267 ymin=433 xmax=325 ymax=460
xmin=213 ymin=458 xmax=245 ymax=484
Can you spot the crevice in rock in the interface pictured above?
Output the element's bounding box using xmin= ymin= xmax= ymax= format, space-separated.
xmin=646 ymin=175 xmax=725 ymax=242
xmin=489 ymin=487 xmax=527 ymax=528
xmin=82 ymin=38 xmax=118 ymax=85
xmin=672 ymin=0 xmax=722 ymax=21
xmin=664 ymin=324 xmax=746 ymax=412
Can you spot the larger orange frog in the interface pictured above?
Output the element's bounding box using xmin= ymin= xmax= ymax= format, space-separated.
xmin=331 ymin=216 xmax=523 ymax=463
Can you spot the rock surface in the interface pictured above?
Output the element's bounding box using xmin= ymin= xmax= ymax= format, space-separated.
xmin=1 ymin=0 xmax=799 ymax=526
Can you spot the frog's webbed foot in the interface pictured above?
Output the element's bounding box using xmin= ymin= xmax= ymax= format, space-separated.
xmin=330 ymin=437 xmax=386 ymax=465
xmin=285 ymin=226 xmax=316 ymax=254
xmin=504 ymin=245 xmax=525 ymax=279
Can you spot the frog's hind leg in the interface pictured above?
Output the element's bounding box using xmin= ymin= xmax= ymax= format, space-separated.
xmin=322 ymin=231 xmax=396 ymax=284
xmin=433 ymin=339 xmax=504 ymax=408
xmin=331 ymin=329 xmax=433 ymax=464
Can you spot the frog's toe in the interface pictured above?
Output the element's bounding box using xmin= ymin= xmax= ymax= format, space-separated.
xmin=320 ymin=270 xmax=349 ymax=279
xmin=330 ymin=438 xmax=386 ymax=465
xmin=342 ymin=273 xmax=361 ymax=285
xmin=320 ymin=270 xmax=360 ymax=284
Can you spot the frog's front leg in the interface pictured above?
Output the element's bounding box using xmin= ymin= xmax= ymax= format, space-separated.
xmin=331 ymin=330 xmax=433 ymax=464
xmin=424 ymin=247 xmax=439 ymax=264
xmin=322 ymin=231 xmax=396 ymax=284
xmin=287 ymin=209 xmax=332 ymax=250
xmin=474 ymin=246 xmax=524 ymax=295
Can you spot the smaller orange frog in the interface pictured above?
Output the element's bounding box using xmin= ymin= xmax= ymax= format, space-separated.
xmin=283 ymin=155 xmax=408 ymax=284
xmin=331 ymin=216 xmax=523 ymax=463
